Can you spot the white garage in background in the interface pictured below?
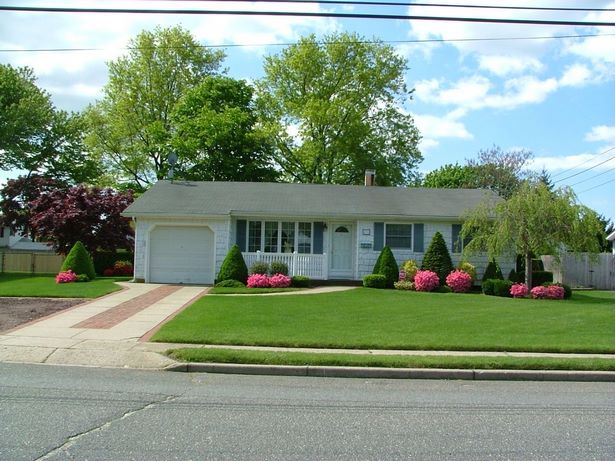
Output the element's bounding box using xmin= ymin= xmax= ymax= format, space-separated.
xmin=148 ymin=225 xmax=214 ymax=284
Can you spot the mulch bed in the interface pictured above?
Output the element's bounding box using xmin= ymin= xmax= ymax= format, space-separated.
xmin=0 ymin=297 xmax=84 ymax=332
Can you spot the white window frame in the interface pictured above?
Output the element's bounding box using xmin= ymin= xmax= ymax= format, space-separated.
xmin=246 ymin=220 xmax=314 ymax=254
xmin=384 ymin=223 xmax=413 ymax=249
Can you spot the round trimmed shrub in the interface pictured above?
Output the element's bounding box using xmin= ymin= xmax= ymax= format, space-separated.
xmin=269 ymin=273 xmax=291 ymax=288
xmin=363 ymin=274 xmax=387 ymax=289
xmin=414 ymin=270 xmax=440 ymax=292
xmin=510 ymin=283 xmax=528 ymax=298
xmin=291 ymin=275 xmax=311 ymax=288
xmin=373 ymin=246 xmax=399 ymax=288
xmin=270 ymin=261 xmax=289 ymax=276
xmin=60 ymin=241 xmax=96 ymax=281
xmin=217 ymin=244 xmax=249 ymax=284
xmin=545 ymin=282 xmax=572 ymax=299
xmin=445 ymin=270 xmax=473 ymax=293
xmin=482 ymin=279 xmax=495 ymax=296
xmin=394 ymin=281 xmax=414 ymax=290
xmin=249 ymin=261 xmax=269 ymax=275
xmin=247 ymin=273 xmax=270 ymax=288
xmin=214 ymin=279 xmax=246 ymax=288
xmin=421 ymin=232 xmax=453 ymax=286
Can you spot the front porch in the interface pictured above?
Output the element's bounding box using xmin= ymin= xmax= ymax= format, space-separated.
xmin=243 ymin=251 xmax=329 ymax=279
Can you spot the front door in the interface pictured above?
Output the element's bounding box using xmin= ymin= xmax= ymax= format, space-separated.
xmin=330 ymin=223 xmax=353 ymax=278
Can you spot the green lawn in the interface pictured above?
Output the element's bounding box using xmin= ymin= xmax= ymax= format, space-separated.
xmin=167 ymin=348 xmax=615 ymax=371
xmin=152 ymin=288 xmax=615 ymax=353
xmin=0 ymin=273 xmax=127 ymax=298
xmin=209 ymin=287 xmax=301 ymax=295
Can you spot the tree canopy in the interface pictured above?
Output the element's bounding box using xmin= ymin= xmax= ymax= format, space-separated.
xmin=256 ymin=32 xmax=422 ymax=186
xmin=461 ymin=181 xmax=603 ymax=288
xmin=172 ymin=76 xmax=278 ymax=182
xmin=85 ymin=26 xmax=226 ymax=191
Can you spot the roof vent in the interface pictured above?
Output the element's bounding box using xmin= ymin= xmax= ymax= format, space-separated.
xmin=364 ymin=169 xmax=376 ymax=186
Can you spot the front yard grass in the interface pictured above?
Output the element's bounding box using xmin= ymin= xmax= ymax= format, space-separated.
xmin=152 ymin=288 xmax=615 ymax=354
xmin=0 ymin=273 xmax=127 ymax=298
xmin=167 ymin=347 xmax=615 ymax=371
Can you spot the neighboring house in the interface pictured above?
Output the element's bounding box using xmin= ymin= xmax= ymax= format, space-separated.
xmin=0 ymin=226 xmax=54 ymax=253
xmin=608 ymin=230 xmax=615 ymax=255
xmin=122 ymin=179 xmax=513 ymax=284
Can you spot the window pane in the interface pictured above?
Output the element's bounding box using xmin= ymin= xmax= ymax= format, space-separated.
xmin=386 ymin=224 xmax=412 ymax=249
xmin=298 ymin=222 xmax=312 ymax=254
xmin=264 ymin=221 xmax=278 ymax=253
xmin=281 ymin=222 xmax=295 ymax=253
xmin=248 ymin=221 xmax=261 ymax=252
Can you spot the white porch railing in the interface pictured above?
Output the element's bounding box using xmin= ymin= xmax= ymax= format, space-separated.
xmin=243 ymin=251 xmax=327 ymax=279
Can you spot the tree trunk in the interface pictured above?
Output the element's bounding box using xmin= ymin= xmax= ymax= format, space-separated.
xmin=525 ymin=252 xmax=532 ymax=289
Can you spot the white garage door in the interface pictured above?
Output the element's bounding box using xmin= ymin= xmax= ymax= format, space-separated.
xmin=149 ymin=226 xmax=214 ymax=284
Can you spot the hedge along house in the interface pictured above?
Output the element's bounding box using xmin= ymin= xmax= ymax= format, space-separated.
xmin=122 ymin=178 xmax=513 ymax=285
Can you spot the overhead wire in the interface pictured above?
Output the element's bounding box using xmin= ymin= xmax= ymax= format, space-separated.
xmin=577 ymin=177 xmax=615 ymax=194
xmin=553 ymin=148 xmax=615 ymax=184
xmin=551 ymin=146 xmax=615 ymax=180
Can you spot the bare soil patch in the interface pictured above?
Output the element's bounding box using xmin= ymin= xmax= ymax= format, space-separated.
xmin=0 ymin=297 xmax=83 ymax=332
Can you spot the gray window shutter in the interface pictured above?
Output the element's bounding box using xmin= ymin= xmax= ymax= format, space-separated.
xmin=374 ymin=222 xmax=384 ymax=251
xmin=452 ymin=224 xmax=462 ymax=253
xmin=313 ymin=222 xmax=324 ymax=254
xmin=236 ymin=220 xmax=246 ymax=251
xmin=413 ymin=223 xmax=424 ymax=253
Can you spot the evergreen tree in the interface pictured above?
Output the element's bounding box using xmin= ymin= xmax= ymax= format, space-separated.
xmin=421 ymin=232 xmax=453 ymax=285
xmin=372 ymin=246 xmax=399 ymax=288
xmin=60 ymin=241 xmax=96 ymax=280
xmin=217 ymin=244 xmax=249 ymax=283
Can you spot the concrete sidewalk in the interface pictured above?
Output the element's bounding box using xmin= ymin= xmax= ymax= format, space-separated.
xmin=0 ymin=282 xmax=207 ymax=369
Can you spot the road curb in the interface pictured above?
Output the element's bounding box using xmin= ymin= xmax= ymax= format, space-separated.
xmin=164 ymin=362 xmax=615 ymax=382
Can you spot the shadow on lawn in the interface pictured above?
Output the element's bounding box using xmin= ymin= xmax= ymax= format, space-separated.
xmin=571 ymin=292 xmax=615 ymax=305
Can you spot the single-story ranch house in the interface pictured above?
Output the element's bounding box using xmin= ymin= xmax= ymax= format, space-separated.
xmin=122 ymin=179 xmax=513 ymax=284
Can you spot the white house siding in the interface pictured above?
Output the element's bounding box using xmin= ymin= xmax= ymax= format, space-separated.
xmin=133 ymin=217 xmax=230 ymax=282
xmin=357 ymin=221 xmax=514 ymax=281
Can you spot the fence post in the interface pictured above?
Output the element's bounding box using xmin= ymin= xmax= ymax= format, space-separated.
xmin=1 ymin=251 xmax=4 ymax=274
xmin=291 ymin=251 xmax=297 ymax=276
xmin=31 ymin=253 xmax=36 ymax=274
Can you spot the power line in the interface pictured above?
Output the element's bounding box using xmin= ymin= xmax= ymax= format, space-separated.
xmin=577 ymin=176 xmax=615 ymax=194
xmin=568 ymin=164 xmax=615 ymax=187
xmin=1 ymin=5 xmax=615 ymax=26
xmin=105 ymin=0 xmax=615 ymax=13
xmin=551 ymin=146 xmax=615 ymax=180
xmin=554 ymin=149 xmax=615 ymax=184
xmin=1 ymin=32 xmax=612 ymax=53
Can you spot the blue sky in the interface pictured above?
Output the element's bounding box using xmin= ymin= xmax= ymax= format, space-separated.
xmin=1 ymin=1 xmax=614 ymax=220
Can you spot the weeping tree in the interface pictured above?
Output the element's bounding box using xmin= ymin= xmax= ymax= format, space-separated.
xmin=461 ymin=182 xmax=602 ymax=289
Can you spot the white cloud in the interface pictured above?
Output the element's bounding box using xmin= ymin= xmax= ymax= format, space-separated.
xmin=413 ymin=113 xmax=473 ymax=140
xmin=585 ymin=125 xmax=615 ymax=143
xmin=479 ymin=55 xmax=543 ymax=77
xmin=559 ymin=64 xmax=593 ymax=87
xmin=530 ymin=152 xmax=615 ymax=173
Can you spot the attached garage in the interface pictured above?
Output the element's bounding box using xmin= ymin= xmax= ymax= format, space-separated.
xmin=148 ymin=226 xmax=214 ymax=284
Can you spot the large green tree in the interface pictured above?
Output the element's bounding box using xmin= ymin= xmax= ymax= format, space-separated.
xmin=422 ymin=163 xmax=477 ymax=189
xmin=85 ymin=26 xmax=225 ymax=191
xmin=172 ymin=76 xmax=278 ymax=182
xmin=461 ymin=182 xmax=602 ymax=288
xmin=256 ymin=32 xmax=422 ymax=186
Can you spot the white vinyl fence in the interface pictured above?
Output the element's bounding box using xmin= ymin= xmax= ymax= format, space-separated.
xmin=542 ymin=254 xmax=615 ymax=290
xmin=243 ymin=251 xmax=327 ymax=279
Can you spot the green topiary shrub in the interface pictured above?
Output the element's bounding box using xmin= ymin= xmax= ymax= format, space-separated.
xmin=508 ymin=269 xmax=519 ymax=283
xmin=482 ymin=279 xmax=495 ymax=296
xmin=492 ymin=279 xmax=513 ymax=297
xmin=531 ymin=271 xmax=553 ymax=288
xmin=291 ymin=275 xmax=311 ymax=288
xmin=249 ymin=261 xmax=269 ymax=275
xmin=363 ymin=274 xmax=387 ymax=289
xmin=421 ymin=232 xmax=453 ymax=286
xmin=372 ymin=251 xmax=384 ymax=275
xmin=217 ymin=244 xmax=249 ymax=284
xmin=214 ymin=279 xmax=246 ymax=288
xmin=482 ymin=258 xmax=503 ymax=282
xmin=60 ymin=241 xmax=96 ymax=281
xmin=75 ymin=274 xmax=89 ymax=283
xmin=373 ymin=246 xmax=399 ymax=288
xmin=270 ymin=261 xmax=289 ymax=276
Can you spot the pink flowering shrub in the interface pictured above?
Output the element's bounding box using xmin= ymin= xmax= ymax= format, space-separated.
xmin=269 ymin=273 xmax=291 ymax=288
xmin=510 ymin=283 xmax=529 ymax=298
xmin=546 ymin=285 xmax=565 ymax=300
xmin=414 ymin=270 xmax=440 ymax=292
xmin=530 ymin=286 xmax=549 ymax=299
xmin=445 ymin=270 xmax=473 ymax=293
xmin=56 ymin=270 xmax=77 ymax=284
xmin=247 ymin=273 xmax=270 ymax=288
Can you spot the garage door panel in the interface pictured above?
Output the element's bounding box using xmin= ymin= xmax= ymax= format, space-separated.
xmin=149 ymin=226 xmax=214 ymax=284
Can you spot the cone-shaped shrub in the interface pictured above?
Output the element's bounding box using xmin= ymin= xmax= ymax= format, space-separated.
xmin=482 ymin=258 xmax=503 ymax=282
xmin=217 ymin=244 xmax=248 ymax=284
xmin=372 ymin=245 xmax=399 ymax=288
xmin=60 ymin=241 xmax=96 ymax=280
xmin=420 ymin=232 xmax=453 ymax=286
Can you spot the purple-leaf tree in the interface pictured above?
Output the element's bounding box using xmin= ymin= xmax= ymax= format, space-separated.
xmin=29 ymin=185 xmax=134 ymax=255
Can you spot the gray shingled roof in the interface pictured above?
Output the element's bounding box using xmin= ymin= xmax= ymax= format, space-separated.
xmin=123 ymin=180 xmax=499 ymax=220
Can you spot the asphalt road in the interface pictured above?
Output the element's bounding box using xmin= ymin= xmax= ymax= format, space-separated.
xmin=1 ymin=363 xmax=614 ymax=461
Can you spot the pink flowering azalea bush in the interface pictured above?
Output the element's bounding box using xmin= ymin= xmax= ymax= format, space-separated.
xmin=510 ymin=283 xmax=529 ymax=298
xmin=247 ymin=273 xmax=270 ymax=288
xmin=269 ymin=273 xmax=291 ymax=288
xmin=530 ymin=285 xmax=564 ymax=300
xmin=530 ymin=286 xmax=549 ymax=299
xmin=55 ymin=270 xmax=77 ymax=284
xmin=445 ymin=270 xmax=472 ymax=293
xmin=414 ymin=270 xmax=440 ymax=292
